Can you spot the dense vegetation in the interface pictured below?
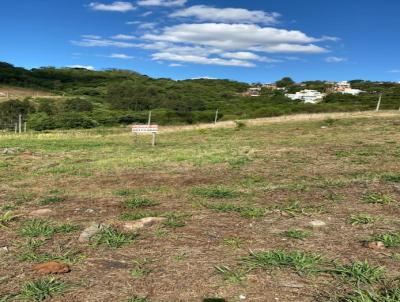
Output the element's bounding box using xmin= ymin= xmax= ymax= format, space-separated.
xmin=0 ymin=61 xmax=399 ymax=130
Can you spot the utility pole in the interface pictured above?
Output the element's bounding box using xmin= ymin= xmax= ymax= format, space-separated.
xmin=148 ymin=111 xmax=152 ymax=126
xmin=214 ymin=109 xmax=219 ymax=124
xmin=376 ymin=94 xmax=382 ymax=112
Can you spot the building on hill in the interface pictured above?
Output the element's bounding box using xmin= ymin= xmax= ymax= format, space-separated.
xmin=263 ymin=83 xmax=277 ymax=90
xmin=243 ymin=87 xmax=262 ymax=97
xmin=328 ymin=81 xmax=364 ymax=95
xmin=285 ymin=89 xmax=326 ymax=104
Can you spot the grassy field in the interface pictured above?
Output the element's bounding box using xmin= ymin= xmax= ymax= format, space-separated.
xmin=0 ymin=113 xmax=400 ymax=301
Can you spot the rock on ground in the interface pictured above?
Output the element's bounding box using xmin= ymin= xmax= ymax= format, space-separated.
xmin=78 ymin=223 xmax=108 ymax=242
xmin=33 ymin=261 xmax=70 ymax=274
xmin=121 ymin=217 xmax=166 ymax=232
xmin=29 ymin=209 xmax=53 ymax=216
xmin=309 ymin=220 xmax=326 ymax=227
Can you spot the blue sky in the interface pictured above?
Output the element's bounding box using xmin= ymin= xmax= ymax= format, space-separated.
xmin=1 ymin=0 xmax=400 ymax=83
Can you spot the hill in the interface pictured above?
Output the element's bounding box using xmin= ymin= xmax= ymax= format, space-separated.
xmin=0 ymin=61 xmax=400 ymax=131
xmin=1 ymin=114 xmax=400 ymax=301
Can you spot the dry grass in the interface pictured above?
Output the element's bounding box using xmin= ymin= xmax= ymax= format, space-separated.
xmin=0 ymin=114 xmax=400 ymax=301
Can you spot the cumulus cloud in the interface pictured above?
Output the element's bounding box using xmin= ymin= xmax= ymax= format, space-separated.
xmin=137 ymin=0 xmax=186 ymax=7
xmin=143 ymin=23 xmax=321 ymax=50
xmin=221 ymin=52 xmax=281 ymax=62
xmin=388 ymin=69 xmax=400 ymax=73
xmin=109 ymin=53 xmax=134 ymax=59
xmin=138 ymin=22 xmax=157 ymax=29
xmin=89 ymin=1 xmax=135 ymax=12
xmin=67 ymin=65 xmax=95 ymax=70
xmin=170 ymin=5 xmax=280 ymax=24
xmin=325 ymin=56 xmax=347 ymax=63
xmin=169 ymin=63 xmax=183 ymax=67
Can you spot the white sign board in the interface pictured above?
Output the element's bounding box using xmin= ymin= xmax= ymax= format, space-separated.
xmin=132 ymin=125 xmax=159 ymax=134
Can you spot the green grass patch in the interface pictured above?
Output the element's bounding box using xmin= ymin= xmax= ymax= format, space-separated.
xmin=329 ymin=260 xmax=386 ymax=284
xmin=191 ymin=186 xmax=240 ymax=199
xmin=338 ymin=287 xmax=400 ymax=301
xmin=361 ymin=192 xmax=395 ymax=205
xmin=19 ymin=219 xmax=79 ymax=238
xmin=18 ymin=277 xmax=68 ymax=301
xmin=162 ymin=212 xmax=188 ymax=228
xmin=215 ymin=265 xmax=246 ymax=283
xmin=0 ymin=211 xmax=19 ymax=227
xmin=349 ymin=214 xmax=378 ymax=225
xmin=20 ymin=248 xmax=84 ymax=265
xmin=280 ymin=229 xmax=311 ymax=240
xmin=381 ymin=173 xmax=400 ymax=183
xmin=119 ymin=211 xmax=159 ymax=221
xmin=242 ymin=250 xmax=324 ymax=274
xmin=38 ymin=196 xmax=65 ymax=206
xmin=126 ymin=297 xmax=150 ymax=302
xmin=370 ymin=232 xmax=400 ymax=248
xmin=273 ymin=200 xmax=319 ymax=217
xmin=91 ymin=227 xmax=137 ymax=248
xmin=122 ymin=198 xmax=159 ymax=209
xmin=205 ymin=202 xmax=266 ymax=218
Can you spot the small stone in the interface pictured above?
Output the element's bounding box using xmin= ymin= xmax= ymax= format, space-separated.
xmin=366 ymin=241 xmax=386 ymax=250
xmin=321 ymin=126 xmax=328 ymax=129
xmin=33 ymin=261 xmax=70 ymax=274
xmin=121 ymin=217 xmax=166 ymax=232
xmin=85 ymin=209 xmax=95 ymax=214
xmin=2 ymin=148 xmax=18 ymax=155
xmin=309 ymin=220 xmax=326 ymax=227
xmin=29 ymin=209 xmax=53 ymax=216
xmin=0 ymin=247 xmax=8 ymax=254
xmin=78 ymin=223 xmax=107 ymax=242
xmin=239 ymin=294 xmax=246 ymax=300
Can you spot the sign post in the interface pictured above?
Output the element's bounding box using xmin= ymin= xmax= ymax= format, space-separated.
xmin=132 ymin=124 xmax=159 ymax=147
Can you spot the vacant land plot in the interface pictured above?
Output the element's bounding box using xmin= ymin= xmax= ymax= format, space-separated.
xmin=0 ymin=114 xmax=400 ymax=301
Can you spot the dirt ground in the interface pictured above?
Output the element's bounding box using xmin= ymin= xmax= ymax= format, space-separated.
xmin=0 ymin=113 xmax=400 ymax=302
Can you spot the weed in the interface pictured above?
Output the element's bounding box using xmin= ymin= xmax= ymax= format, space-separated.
xmin=370 ymin=232 xmax=400 ymax=248
xmin=274 ymin=200 xmax=316 ymax=217
xmin=123 ymin=198 xmax=159 ymax=209
xmin=0 ymin=211 xmax=19 ymax=227
xmin=381 ymin=173 xmax=400 ymax=183
xmin=20 ymin=249 xmax=84 ymax=265
xmin=281 ymin=229 xmax=311 ymax=240
xmin=126 ymin=297 xmax=150 ymax=302
xmin=205 ymin=203 xmax=265 ymax=218
xmin=361 ymin=192 xmax=395 ymax=205
xmin=19 ymin=220 xmax=78 ymax=238
xmin=329 ymin=261 xmax=386 ymax=284
xmin=349 ymin=214 xmax=378 ymax=225
xmin=173 ymin=252 xmax=187 ymax=261
xmin=38 ymin=196 xmax=65 ymax=206
xmin=222 ymin=237 xmax=244 ymax=248
xmin=242 ymin=250 xmax=324 ymax=274
xmin=215 ymin=266 xmax=246 ymax=283
xmin=162 ymin=212 xmax=188 ymax=228
xmin=234 ymin=121 xmax=247 ymax=130
xmin=338 ymin=287 xmax=400 ymax=301
xmin=91 ymin=227 xmax=137 ymax=248
xmin=119 ymin=211 xmax=159 ymax=221
xmin=191 ymin=186 xmax=239 ymax=199
xmin=130 ymin=258 xmax=152 ymax=278
xmin=18 ymin=277 xmax=68 ymax=301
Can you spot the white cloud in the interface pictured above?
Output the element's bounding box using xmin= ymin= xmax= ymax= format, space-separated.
xmin=138 ymin=22 xmax=157 ymax=29
xmin=89 ymin=1 xmax=135 ymax=12
xmin=169 ymin=63 xmax=183 ymax=67
xmin=137 ymin=0 xmax=186 ymax=7
xmin=111 ymin=34 xmax=136 ymax=40
xmin=221 ymin=51 xmax=281 ymax=62
xmin=388 ymin=69 xmax=400 ymax=73
xmin=152 ymin=52 xmax=255 ymax=67
xmin=170 ymin=5 xmax=280 ymax=24
xmin=71 ymin=36 xmax=136 ymax=48
xmin=67 ymin=65 xmax=95 ymax=70
xmin=144 ymin=23 xmax=322 ymax=50
xmin=254 ymin=43 xmax=327 ymax=53
xmin=325 ymin=56 xmax=347 ymax=63
xmin=109 ymin=53 xmax=134 ymax=59
xmin=82 ymin=34 xmax=102 ymax=39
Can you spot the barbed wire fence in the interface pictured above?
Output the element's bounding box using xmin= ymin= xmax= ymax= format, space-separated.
xmin=0 ymin=114 xmax=27 ymax=133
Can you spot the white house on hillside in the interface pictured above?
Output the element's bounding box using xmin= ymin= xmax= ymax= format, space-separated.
xmin=245 ymin=87 xmax=262 ymax=97
xmin=285 ymin=90 xmax=326 ymax=104
xmin=333 ymin=81 xmax=364 ymax=95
